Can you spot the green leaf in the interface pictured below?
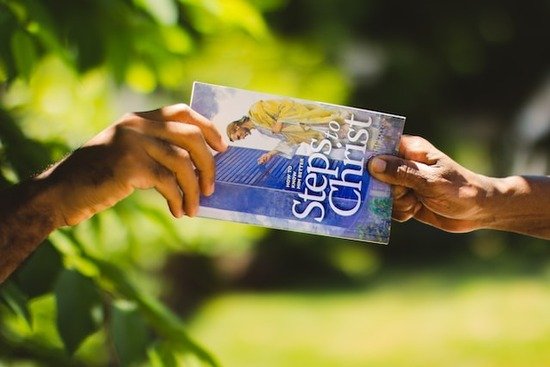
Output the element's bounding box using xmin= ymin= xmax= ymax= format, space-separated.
xmin=147 ymin=342 xmax=178 ymax=367
xmin=10 ymin=29 xmax=37 ymax=80
xmin=90 ymin=257 xmax=219 ymax=366
xmin=54 ymin=269 xmax=103 ymax=354
xmin=134 ymin=0 xmax=179 ymax=25
xmin=116 ymin=201 xmax=180 ymax=245
xmin=125 ymin=62 xmax=157 ymax=93
xmin=181 ymin=0 xmax=269 ymax=38
xmin=14 ymin=240 xmax=62 ymax=299
xmin=0 ymin=281 xmax=32 ymax=327
xmin=110 ymin=300 xmax=150 ymax=366
xmin=220 ymin=0 xmax=269 ymax=37
xmin=0 ymin=108 xmax=54 ymax=179
xmin=248 ymin=0 xmax=288 ymax=12
xmin=20 ymin=0 xmax=72 ymax=65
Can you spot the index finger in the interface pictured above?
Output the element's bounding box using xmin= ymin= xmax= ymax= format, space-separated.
xmin=368 ymin=154 xmax=433 ymax=192
xmin=136 ymin=104 xmax=228 ymax=153
xmin=398 ymin=135 xmax=442 ymax=165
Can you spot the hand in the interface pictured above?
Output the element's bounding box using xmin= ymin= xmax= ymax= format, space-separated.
xmin=43 ymin=104 xmax=227 ymax=226
xmin=367 ymin=135 xmax=493 ymax=233
xmin=258 ymin=151 xmax=277 ymax=164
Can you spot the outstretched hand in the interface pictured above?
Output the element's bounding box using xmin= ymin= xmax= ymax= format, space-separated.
xmin=0 ymin=104 xmax=228 ymax=282
xmin=44 ymin=104 xmax=227 ymax=226
xmin=258 ymin=151 xmax=277 ymax=164
xmin=367 ymin=135 xmax=494 ymax=233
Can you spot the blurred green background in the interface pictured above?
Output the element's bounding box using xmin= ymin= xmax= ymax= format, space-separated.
xmin=0 ymin=0 xmax=549 ymax=366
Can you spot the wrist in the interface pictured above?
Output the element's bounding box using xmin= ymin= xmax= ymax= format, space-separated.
xmin=32 ymin=168 xmax=70 ymax=229
xmin=40 ymin=169 xmax=99 ymax=228
xmin=30 ymin=176 xmax=67 ymax=230
xmin=477 ymin=175 xmax=526 ymax=231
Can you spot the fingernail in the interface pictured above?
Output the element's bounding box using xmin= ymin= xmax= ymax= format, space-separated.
xmin=173 ymin=208 xmax=183 ymax=218
xmin=371 ymin=157 xmax=387 ymax=173
xmin=206 ymin=182 xmax=215 ymax=196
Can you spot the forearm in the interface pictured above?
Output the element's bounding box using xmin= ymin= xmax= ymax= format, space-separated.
xmin=0 ymin=176 xmax=62 ymax=283
xmin=481 ymin=175 xmax=550 ymax=239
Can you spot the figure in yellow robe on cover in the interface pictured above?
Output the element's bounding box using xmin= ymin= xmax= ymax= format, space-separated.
xmin=227 ymin=99 xmax=349 ymax=164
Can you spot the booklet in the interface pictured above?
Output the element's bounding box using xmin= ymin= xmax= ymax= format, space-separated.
xmin=190 ymin=82 xmax=405 ymax=244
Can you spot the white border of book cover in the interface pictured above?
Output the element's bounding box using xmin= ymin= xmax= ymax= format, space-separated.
xmin=191 ymin=82 xmax=405 ymax=244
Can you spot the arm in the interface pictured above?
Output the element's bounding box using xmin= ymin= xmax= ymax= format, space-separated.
xmin=0 ymin=104 xmax=227 ymax=283
xmin=367 ymin=135 xmax=550 ymax=239
xmin=258 ymin=150 xmax=279 ymax=164
xmin=0 ymin=178 xmax=60 ymax=283
xmin=271 ymin=121 xmax=284 ymax=133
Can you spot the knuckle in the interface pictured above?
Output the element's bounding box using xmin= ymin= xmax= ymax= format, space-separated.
xmin=115 ymin=114 xmax=141 ymax=133
xmin=114 ymin=121 xmax=131 ymax=135
xmin=394 ymin=195 xmax=416 ymax=212
xmin=201 ymin=118 xmax=216 ymax=131
xmin=392 ymin=211 xmax=412 ymax=222
xmin=392 ymin=185 xmax=408 ymax=199
xmin=408 ymin=135 xmax=425 ymax=145
xmin=406 ymin=135 xmax=428 ymax=150
xmin=172 ymin=103 xmax=191 ymax=117
xmin=120 ymin=112 xmax=137 ymax=122
xmin=393 ymin=160 xmax=429 ymax=189
xmin=183 ymin=124 xmax=204 ymax=142
xmin=160 ymin=141 xmax=191 ymax=163
xmin=177 ymin=148 xmax=191 ymax=161
xmin=394 ymin=162 xmax=414 ymax=180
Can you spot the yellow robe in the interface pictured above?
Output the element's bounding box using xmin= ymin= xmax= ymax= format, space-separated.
xmin=248 ymin=99 xmax=347 ymax=146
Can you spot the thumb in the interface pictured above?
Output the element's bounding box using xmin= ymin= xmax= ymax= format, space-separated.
xmin=368 ymin=155 xmax=431 ymax=191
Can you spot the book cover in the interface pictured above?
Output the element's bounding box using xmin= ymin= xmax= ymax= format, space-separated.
xmin=190 ymin=82 xmax=405 ymax=244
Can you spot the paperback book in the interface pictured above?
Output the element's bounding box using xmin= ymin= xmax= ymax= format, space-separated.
xmin=190 ymin=82 xmax=405 ymax=244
